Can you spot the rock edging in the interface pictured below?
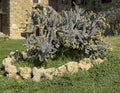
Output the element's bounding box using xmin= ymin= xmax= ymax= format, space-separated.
xmin=2 ymin=51 xmax=104 ymax=82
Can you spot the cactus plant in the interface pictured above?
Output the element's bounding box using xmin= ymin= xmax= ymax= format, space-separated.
xmin=22 ymin=4 xmax=110 ymax=62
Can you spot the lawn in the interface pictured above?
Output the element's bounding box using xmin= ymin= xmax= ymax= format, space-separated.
xmin=0 ymin=36 xmax=120 ymax=93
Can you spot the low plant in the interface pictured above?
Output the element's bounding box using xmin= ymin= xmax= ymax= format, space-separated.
xmin=22 ymin=4 xmax=110 ymax=63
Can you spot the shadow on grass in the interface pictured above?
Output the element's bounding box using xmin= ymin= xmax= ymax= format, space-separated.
xmin=15 ymin=47 xmax=87 ymax=68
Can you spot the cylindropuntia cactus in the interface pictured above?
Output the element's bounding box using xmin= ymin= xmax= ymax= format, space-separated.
xmin=22 ymin=4 xmax=110 ymax=62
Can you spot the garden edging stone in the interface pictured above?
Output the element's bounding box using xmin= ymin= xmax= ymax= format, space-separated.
xmin=1 ymin=50 xmax=104 ymax=82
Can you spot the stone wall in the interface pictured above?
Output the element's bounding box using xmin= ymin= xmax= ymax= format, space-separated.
xmin=39 ymin=0 xmax=49 ymax=5
xmin=2 ymin=0 xmax=120 ymax=39
xmin=9 ymin=0 xmax=49 ymax=39
xmin=9 ymin=0 xmax=32 ymax=39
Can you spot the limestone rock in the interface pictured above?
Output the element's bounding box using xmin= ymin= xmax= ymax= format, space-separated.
xmin=32 ymin=67 xmax=45 ymax=82
xmin=53 ymin=69 xmax=59 ymax=76
xmin=39 ymin=0 xmax=48 ymax=5
xmin=6 ymin=74 xmax=16 ymax=78
xmin=65 ymin=61 xmax=79 ymax=73
xmin=42 ymin=68 xmax=56 ymax=80
xmin=2 ymin=57 xmax=13 ymax=67
xmin=9 ymin=52 xmax=15 ymax=57
xmin=93 ymin=58 xmax=104 ymax=64
xmin=44 ymin=73 xmax=53 ymax=80
xmin=21 ymin=51 xmax=28 ymax=60
xmin=80 ymin=58 xmax=91 ymax=63
xmin=45 ymin=68 xmax=56 ymax=75
xmin=32 ymin=67 xmax=45 ymax=77
xmin=18 ymin=67 xmax=32 ymax=79
xmin=32 ymin=67 xmax=41 ymax=76
xmin=78 ymin=59 xmax=93 ymax=70
xmin=5 ymin=65 xmax=17 ymax=77
xmin=6 ymin=74 xmax=20 ymax=79
xmin=32 ymin=76 xmax=41 ymax=82
xmin=55 ymin=65 xmax=68 ymax=76
xmin=8 ymin=52 xmax=16 ymax=62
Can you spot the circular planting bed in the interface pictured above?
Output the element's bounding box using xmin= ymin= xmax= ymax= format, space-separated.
xmin=2 ymin=50 xmax=104 ymax=82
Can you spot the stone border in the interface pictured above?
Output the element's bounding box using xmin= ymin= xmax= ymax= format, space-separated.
xmin=2 ymin=51 xmax=104 ymax=82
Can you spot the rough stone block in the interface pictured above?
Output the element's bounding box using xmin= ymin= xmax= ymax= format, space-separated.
xmin=21 ymin=51 xmax=28 ymax=60
xmin=65 ymin=61 xmax=79 ymax=73
xmin=5 ymin=65 xmax=17 ymax=76
xmin=32 ymin=67 xmax=45 ymax=82
xmin=18 ymin=67 xmax=32 ymax=79
xmin=2 ymin=57 xmax=13 ymax=67
xmin=78 ymin=62 xmax=93 ymax=70
xmin=55 ymin=65 xmax=68 ymax=76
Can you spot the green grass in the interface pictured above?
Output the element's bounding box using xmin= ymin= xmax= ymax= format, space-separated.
xmin=0 ymin=39 xmax=26 ymax=67
xmin=0 ymin=36 xmax=120 ymax=93
xmin=105 ymin=36 xmax=120 ymax=58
